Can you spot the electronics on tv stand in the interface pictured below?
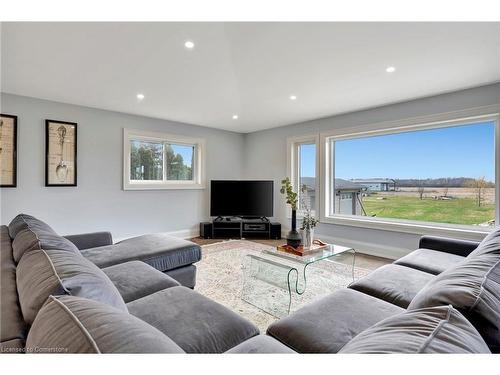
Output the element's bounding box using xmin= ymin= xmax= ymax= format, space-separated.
xmin=214 ymin=216 xmax=269 ymax=222
xmin=200 ymin=217 xmax=281 ymax=240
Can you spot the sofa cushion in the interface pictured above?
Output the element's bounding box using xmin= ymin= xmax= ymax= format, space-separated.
xmin=127 ymin=286 xmax=259 ymax=353
xmin=468 ymin=229 xmax=500 ymax=258
xmin=81 ymin=233 xmax=201 ymax=272
xmin=339 ymin=305 xmax=490 ymax=353
xmin=226 ymin=335 xmax=296 ymax=354
xmin=408 ymin=255 xmax=500 ymax=352
xmin=12 ymin=228 xmax=80 ymax=263
xmin=266 ymin=288 xmax=404 ymax=353
xmin=0 ymin=226 xmax=27 ymax=347
xmin=26 ymin=295 xmax=184 ymax=353
xmin=349 ymin=264 xmax=435 ymax=308
xmin=394 ymin=249 xmax=465 ymax=275
xmin=8 ymin=213 xmax=56 ymax=239
xmin=102 ymin=261 xmax=180 ymax=303
xmin=165 ymin=264 xmax=197 ymax=288
xmin=16 ymin=249 xmax=127 ymax=324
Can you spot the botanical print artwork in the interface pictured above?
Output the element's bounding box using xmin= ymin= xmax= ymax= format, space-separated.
xmin=0 ymin=114 xmax=17 ymax=187
xmin=46 ymin=120 xmax=77 ymax=186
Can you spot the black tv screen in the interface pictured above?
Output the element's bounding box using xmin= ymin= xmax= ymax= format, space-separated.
xmin=210 ymin=180 xmax=274 ymax=218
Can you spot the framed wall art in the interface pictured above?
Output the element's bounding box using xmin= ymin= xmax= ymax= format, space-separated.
xmin=45 ymin=119 xmax=77 ymax=186
xmin=0 ymin=114 xmax=18 ymax=188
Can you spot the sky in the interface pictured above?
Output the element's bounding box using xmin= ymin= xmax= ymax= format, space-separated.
xmin=300 ymin=121 xmax=496 ymax=182
xmin=170 ymin=144 xmax=194 ymax=167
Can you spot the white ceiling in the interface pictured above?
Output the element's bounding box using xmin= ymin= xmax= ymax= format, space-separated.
xmin=2 ymin=22 xmax=500 ymax=133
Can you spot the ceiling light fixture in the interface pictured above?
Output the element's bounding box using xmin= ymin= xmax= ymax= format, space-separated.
xmin=385 ymin=66 xmax=396 ymax=73
xmin=184 ymin=40 xmax=195 ymax=49
xmin=136 ymin=93 xmax=145 ymax=101
xmin=289 ymin=95 xmax=297 ymax=101
xmin=232 ymin=115 xmax=239 ymax=120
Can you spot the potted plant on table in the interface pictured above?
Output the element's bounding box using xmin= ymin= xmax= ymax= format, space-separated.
xmin=280 ymin=178 xmax=302 ymax=248
xmin=300 ymin=184 xmax=318 ymax=249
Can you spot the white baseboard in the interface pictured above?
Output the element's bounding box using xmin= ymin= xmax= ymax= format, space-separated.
xmin=114 ymin=228 xmax=199 ymax=243
xmin=317 ymin=234 xmax=408 ymax=260
xmin=167 ymin=228 xmax=200 ymax=239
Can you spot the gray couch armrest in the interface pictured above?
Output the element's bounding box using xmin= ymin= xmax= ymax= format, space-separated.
xmin=64 ymin=231 xmax=113 ymax=250
xmin=419 ymin=235 xmax=480 ymax=257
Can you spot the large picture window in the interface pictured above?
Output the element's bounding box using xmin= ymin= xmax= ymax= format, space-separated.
xmin=124 ymin=129 xmax=205 ymax=190
xmin=327 ymin=120 xmax=497 ymax=229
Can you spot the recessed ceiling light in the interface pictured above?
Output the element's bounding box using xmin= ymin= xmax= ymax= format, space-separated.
xmin=289 ymin=95 xmax=297 ymax=101
xmin=232 ymin=115 xmax=239 ymax=120
xmin=184 ymin=40 xmax=195 ymax=49
xmin=136 ymin=93 xmax=145 ymax=101
xmin=386 ymin=66 xmax=396 ymax=73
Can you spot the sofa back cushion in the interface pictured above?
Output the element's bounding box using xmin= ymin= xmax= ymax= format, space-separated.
xmin=12 ymin=229 xmax=80 ymax=263
xmin=9 ymin=214 xmax=80 ymax=263
xmin=340 ymin=305 xmax=490 ymax=353
xmin=408 ymin=255 xmax=500 ymax=352
xmin=468 ymin=228 xmax=500 ymax=258
xmin=16 ymin=249 xmax=127 ymax=324
xmin=8 ymin=214 xmax=56 ymax=239
xmin=27 ymin=295 xmax=184 ymax=353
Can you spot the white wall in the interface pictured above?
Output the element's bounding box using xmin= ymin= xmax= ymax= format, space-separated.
xmin=0 ymin=94 xmax=245 ymax=239
xmin=243 ymin=83 xmax=500 ymax=259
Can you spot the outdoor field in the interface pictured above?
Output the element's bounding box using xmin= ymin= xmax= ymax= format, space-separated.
xmin=362 ymin=188 xmax=495 ymax=226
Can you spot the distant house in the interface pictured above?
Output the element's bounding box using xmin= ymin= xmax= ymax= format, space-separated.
xmin=333 ymin=179 xmax=364 ymax=215
xmin=300 ymin=177 xmax=364 ymax=215
xmin=351 ymin=178 xmax=396 ymax=192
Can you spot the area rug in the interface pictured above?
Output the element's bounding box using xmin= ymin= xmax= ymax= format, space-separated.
xmin=194 ymin=240 xmax=371 ymax=333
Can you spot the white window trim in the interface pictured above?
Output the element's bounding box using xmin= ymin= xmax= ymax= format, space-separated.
xmin=286 ymin=134 xmax=320 ymax=218
xmin=318 ymin=104 xmax=500 ymax=241
xmin=123 ymin=128 xmax=206 ymax=190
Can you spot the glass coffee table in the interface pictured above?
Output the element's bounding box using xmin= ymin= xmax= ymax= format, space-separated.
xmin=241 ymin=244 xmax=355 ymax=318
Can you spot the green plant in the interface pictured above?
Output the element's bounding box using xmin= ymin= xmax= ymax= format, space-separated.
xmin=280 ymin=177 xmax=298 ymax=210
xmin=300 ymin=184 xmax=318 ymax=230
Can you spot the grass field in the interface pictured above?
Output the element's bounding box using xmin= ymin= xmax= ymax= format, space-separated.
xmin=362 ymin=195 xmax=495 ymax=226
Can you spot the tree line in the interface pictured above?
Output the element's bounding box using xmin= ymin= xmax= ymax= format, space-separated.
xmin=395 ymin=177 xmax=495 ymax=188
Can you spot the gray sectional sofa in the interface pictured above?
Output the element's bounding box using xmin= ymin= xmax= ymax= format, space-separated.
xmin=1 ymin=214 xmax=291 ymax=353
xmin=1 ymin=213 xmax=499 ymax=353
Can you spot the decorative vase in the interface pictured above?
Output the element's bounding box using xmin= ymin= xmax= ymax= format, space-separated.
xmin=301 ymin=228 xmax=314 ymax=249
xmin=286 ymin=209 xmax=302 ymax=248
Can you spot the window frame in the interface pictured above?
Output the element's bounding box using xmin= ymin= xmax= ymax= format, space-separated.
xmin=286 ymin=134 xmax=320 ymax=218
xmin=123 ymin=128 xmax=206 ymax=190
xmin=319 ymin=107 xmax=500 ymax=240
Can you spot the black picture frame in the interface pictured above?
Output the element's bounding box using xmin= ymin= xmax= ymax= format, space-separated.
xmin=45 ymin=119 xmax=78 ymax=187
xmin=0 ymin=114 xmax=18 ymax=188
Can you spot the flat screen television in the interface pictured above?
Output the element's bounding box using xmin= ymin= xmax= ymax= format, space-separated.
xmin=210 ymin=180 xmax=273 ymax=218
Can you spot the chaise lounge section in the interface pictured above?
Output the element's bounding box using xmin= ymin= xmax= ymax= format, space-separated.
xmin=76 ymin=233 xmax=201 ymax=288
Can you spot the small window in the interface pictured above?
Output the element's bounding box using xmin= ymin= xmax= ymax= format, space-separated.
xmin=124 ymin=129 xmax=205 ymax=190
xmin=299 ymin=143 xmax=317 ymax=213
xmin=287 ymin=135 xmax=319 ymax=217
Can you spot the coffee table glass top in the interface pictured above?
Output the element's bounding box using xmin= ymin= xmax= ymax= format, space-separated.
xmin=262 ymin=244 xmax=353 ymax=264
